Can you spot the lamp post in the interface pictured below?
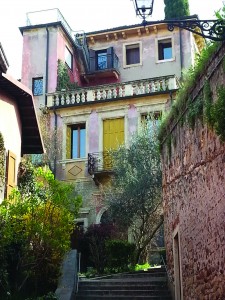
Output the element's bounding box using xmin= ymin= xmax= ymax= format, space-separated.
xmin=132 ymin=0 xmax=225 ymax=41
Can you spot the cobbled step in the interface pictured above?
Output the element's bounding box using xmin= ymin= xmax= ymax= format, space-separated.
xmin=75 ymin=267 xmax=172 ymax=300
xmin=75 ymin=296 xmax=172 ymax=300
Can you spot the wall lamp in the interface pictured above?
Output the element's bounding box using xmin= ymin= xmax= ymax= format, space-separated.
xmin=132 ymin=0 xmax=225 ymax=41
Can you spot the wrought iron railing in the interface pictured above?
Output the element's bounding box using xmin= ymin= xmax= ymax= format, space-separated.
xmin=88 ymin=152 xmax=114 ymax=175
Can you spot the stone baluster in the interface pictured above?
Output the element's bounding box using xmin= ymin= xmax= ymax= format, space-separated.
xmin=102 ymin=89 xmax=107 ymax=100
xmin=66 ymin=94 xmax=70 ymax=104
xmin=61 ymin=94 xmax=65 ymax=105
xmin=151 ymin=81 xmax=155 ymax=92
xmin=140 ymin=83 xmax=145 ymax=94
xmin=118 ymin=86 xmax=123 ymax=97
xmin=107 ymin=89 xmax=112 ymax=99
xmin=55 ymin=94 xmax=60 ymax=106
xmin=81 ymin=92 xmax=86 ymax=102
xmin=97 ymin=90 xmax=101 ymax=100
xmin=71 ymin=92 xmax=75 ymax=104
xmin=162 ymin=79 xmax=166 ymax=91
xmin=145 ymin=81 xmax=150 ymax=93
xmin=76 ymin=93 xmax=80 ymax=103
xmin=113 ymin=88 xmax=117 ymax=98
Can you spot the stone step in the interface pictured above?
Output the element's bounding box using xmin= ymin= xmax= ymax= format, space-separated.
xmin=77 ymin=289 xmax=169 ymax=296
xmin=75 ymin=296 xmax=172 ymax=300
xmin=78 ymin=284 xmax=168 ymax=291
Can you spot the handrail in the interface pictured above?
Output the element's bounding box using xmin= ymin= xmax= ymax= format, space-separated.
xmin=76 ymin=252 xmax=81 ymax=294
xmin=160 ymin=255 xmax=173 ymax=284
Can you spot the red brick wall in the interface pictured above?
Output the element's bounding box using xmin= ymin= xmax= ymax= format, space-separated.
xmin=162 ymin=45 xmax=225 ymax=299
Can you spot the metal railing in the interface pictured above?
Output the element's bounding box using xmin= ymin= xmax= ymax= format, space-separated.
xmin=88 ymin=152 xmax=114 ymax=175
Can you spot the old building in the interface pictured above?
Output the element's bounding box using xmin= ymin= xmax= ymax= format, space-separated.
xmin=19 ymin=8 xmax=202 ymax=228
xmin=0 ymin=43 xmax=44 ymax=201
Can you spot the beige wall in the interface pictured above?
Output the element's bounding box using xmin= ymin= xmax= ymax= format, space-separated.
xmin=0 ymin=92 xmax=22 ymax=201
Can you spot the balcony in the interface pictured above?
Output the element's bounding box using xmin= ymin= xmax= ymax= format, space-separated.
xmin=88 ymin=152 xmax=114 ymax=175
xmin=47 ymin=75 xmax=179 ymax=108
xmin=83 ymin=47 xmax=120 ymax=81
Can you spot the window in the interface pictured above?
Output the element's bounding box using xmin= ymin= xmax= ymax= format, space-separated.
xmin=65 ymin=46 xmax=73 ymax=69
xmin=158 ymin=38 xmax=173 ymax=61
xmin=89 ymin=47 xmax=114 ymax=72
xmin=124 ymin=43 xmax=141 ymax=67
xmin=32 ymin=77 xmax=43 ymax=96
xmin=66 ymin=124 xmax=86 ymax=159
xmin=141 ymin=112 xmax=161 ymax=132
xmin=96 ymin=50 xmax=107 ymax=70
xmin=124 ymin=43 xmax=141 ymax=66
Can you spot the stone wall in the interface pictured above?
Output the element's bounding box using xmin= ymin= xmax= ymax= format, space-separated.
xmin=162 ymin=43 xmax=225 ymax=299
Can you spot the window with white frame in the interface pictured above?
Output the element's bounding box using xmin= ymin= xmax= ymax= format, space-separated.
xmin=157 ymin=38 xmax=173 ymax=61
xmin=65 ymin=46 xmax=73 ymax=69
xmin=123 ymin=42 xmax=142 ymax=67
xmin=66 ymin=124 xmax=86 ymax=159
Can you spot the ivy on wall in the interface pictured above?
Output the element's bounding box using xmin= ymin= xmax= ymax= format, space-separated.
xmin=158 ymin=41 xmax=225 ymax=156
xmin=0 ymin=132 xmax=5 ymax=188
xmin=56 ymin=59 xmax=78 ymax=91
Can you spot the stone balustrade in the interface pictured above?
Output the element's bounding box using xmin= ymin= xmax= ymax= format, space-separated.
xmin=47 ymin=75 xmax=179 ymax=107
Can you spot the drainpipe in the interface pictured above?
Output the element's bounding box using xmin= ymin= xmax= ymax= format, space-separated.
xmin=53 ymin=107 xmax=58 ymax=177
xmin=179 ymin=28 xmax=183 ymax=79
xmin=45 ymin=26 xmax=50 ymax=106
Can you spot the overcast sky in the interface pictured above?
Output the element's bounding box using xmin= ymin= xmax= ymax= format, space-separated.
xmin=0 ymin=0 xmax=223 ymax=78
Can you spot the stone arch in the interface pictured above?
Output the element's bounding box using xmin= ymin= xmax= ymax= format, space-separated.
xmin=96 ymin=207 xmax=108 ymax=224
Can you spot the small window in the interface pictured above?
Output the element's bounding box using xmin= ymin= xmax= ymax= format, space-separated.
xmin=158 ymin=38 xmax=172 ymax=60
xmin=65 ymin=47 xmax=73 ymax=69
xmin=141 ymin=112 xmax=161 ymax=130
xmin=66 ymin=124 xmax=86 ymax=159
xmin=124 ymin=43 xmax=141 ymax=67
xmin=96 ymin=50 xmax=107 ymax=70
xmin=32 ymin=77 xmax=43 ymax=96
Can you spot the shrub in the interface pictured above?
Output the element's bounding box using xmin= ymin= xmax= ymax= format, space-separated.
xmin=105 ymin=239 xmax=135 ymax=272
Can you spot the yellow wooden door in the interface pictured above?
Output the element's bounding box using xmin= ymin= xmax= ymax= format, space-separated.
xmin=103 ymin=118 xmax=124 ymax=169
xmin=6 ymin=151 xmax=16 ymax=199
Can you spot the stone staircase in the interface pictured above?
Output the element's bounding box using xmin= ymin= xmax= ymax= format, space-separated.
xmin=75 ymin=266 xmax=172 ymax=299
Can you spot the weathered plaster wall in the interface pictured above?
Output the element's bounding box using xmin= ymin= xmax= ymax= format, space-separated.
xmin=89 ymin=27 xmax=189 ymax=83
xmin=0 ymin=91 xmax=22 ymax=200
xmin=162 ymin=45 xmax=225 ymax=299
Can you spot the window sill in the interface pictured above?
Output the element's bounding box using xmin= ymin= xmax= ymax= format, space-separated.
xmin=123 ymin=63 xmax=142 ymax=68
xmin=156 ymin=58 xmax=175 ymax=63
xmin=59 ymin=158 xmax=87 ymax=164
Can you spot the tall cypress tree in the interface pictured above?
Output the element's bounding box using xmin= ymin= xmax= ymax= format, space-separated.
xmin=164 ymin=0 xmax=190 ymax=19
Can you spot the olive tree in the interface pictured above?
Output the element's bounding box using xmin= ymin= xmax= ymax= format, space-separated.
xmin=105 ymin=121 xmax=163 ymax=264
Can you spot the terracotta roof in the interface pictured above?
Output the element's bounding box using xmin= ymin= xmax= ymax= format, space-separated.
xmin=0 ymin=73 xmax=44 ymax=154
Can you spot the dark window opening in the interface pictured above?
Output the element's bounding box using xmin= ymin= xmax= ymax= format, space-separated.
xmin=65 ymin=46 xmax=73 ymax=69
xmin=32 ymin=77 xmax=43 ymax=96
xmin=96 ymin=50 xmax=107 ymax=70
xmin=158 ymin=39 xmax=172 ymax=60
xmin=126 ymin=44 xmax=140 ymax=65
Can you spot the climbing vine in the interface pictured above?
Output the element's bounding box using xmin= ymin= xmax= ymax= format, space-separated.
xmin=0 ymin=132 xmax=5 ymax=188
xmin=158 ymin=41 xmax=221 ymax=151
xmin=56 ymin=59 xmax=78 ymax=91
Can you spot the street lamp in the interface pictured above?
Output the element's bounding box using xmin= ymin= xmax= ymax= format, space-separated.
xmin=132 ymin=0 xmax=154 ymax=24
xmin=132 ymin=0 xmax=225 ymax=41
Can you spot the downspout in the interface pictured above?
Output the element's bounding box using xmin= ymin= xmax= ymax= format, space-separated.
xmin=45 ymin=26 xmax=49 ymax=106
xmin=179 ymin=28 xmax=183 ymax=79
xmin=53 ymin=107 xmax=58 ymax=177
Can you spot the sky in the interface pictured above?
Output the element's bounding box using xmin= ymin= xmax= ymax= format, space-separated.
xmin=0 ymin=0 xmax=224 ymax=78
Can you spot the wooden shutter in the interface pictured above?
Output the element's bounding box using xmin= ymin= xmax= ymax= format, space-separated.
xmin=103 ymin=118 xmax=124 ymax=151
xmin=6 ymin=151 xmax=16 ymax=199
xmin=107 ymin=47 xmax=113 ymax=69
xmin=66 ymin=126 xmax=72 ymax=159
xmin=89 ymin=49 xmax=96 ymax=72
